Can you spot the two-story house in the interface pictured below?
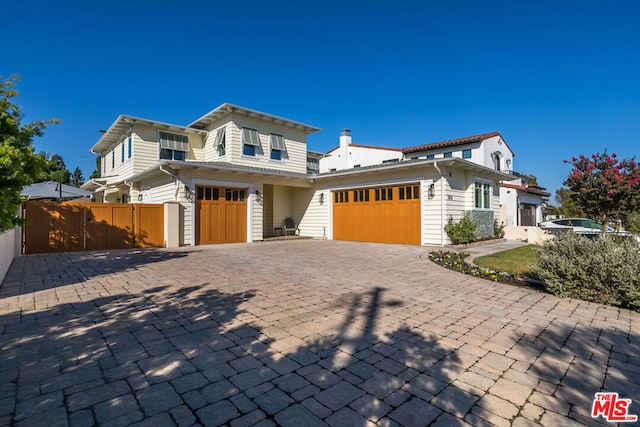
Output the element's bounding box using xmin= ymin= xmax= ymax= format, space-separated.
xmin=83 ymin=103 xmax=516 ymax=247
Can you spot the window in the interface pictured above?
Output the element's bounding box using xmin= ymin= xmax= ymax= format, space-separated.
xmin=215 ymin=127 xmax=226 ymax=156
xmin=127 ymin=137 xmax=132 ymax=159
xmin=353 ymin=189 xmax=369 ymax=202
xmin=334 ymin=191 xmax=349 ymax=203
xmin=121 ymin=141 xmax=125 ymax=163
xmin=426 ymin=154 xmax=435 ymax=159
xmin=492 ymin=152 xmax=502 ymax=171
xmin=462 ymin=149 xmax=471 ymax=159
xmin=111 ymin=151 xmax=115 ymax=169
xmin=399 ymin=185 xmax=420 ymax=200
xmin=270 ymin=134 xmax=286 ymax=161
xmin=444 ymin=152 xmax=452 ymax=158
xmin=474 ymin=182 xmax=492 ymax=209
xmin=159 ymin=131 xmax=189 ymax=160
xmin=242 ymin=128 xmax=260 ymax=156
xmin=307 ymin=157 xmax=319 ymax=173
xmin=374 ymin=187 xmax=393 ymax=201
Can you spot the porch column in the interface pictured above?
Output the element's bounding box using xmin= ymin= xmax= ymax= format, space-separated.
xmin=164 ymin=201 xmax=180 ymax=248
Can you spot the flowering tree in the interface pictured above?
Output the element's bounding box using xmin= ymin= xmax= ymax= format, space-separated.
xmin=563 ymin=151 xmax=640 ymax=231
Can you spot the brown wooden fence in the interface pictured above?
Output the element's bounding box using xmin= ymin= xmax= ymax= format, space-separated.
xmin=23 ymin=202 xmax=164 ymax=254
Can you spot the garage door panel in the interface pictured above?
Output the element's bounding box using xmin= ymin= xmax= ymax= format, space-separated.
xmin=196 ymin=186 xmax=246 ymax=245
xmin=333 ymin=184 xmax=420 ymax=245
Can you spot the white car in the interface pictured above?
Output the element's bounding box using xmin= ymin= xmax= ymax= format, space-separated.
xmin=539 ymin=218 xmax=613 ymax=234
xmin=539 ymin=218 xmax=640 ymax=243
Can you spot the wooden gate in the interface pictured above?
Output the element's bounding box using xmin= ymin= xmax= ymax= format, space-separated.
xmin=23 ymin=202 xmax=164 ymax=254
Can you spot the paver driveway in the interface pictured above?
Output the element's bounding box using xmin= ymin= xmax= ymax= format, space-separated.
xmin=1 ymin=240 xmax=639 ymax=426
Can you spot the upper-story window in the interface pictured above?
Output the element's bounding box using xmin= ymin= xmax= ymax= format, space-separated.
xmin=111 ymin=151 xmax=115 ymax=169
xmin=444 ymin=152 xmax=452 ymax=158
xmin=475 ymin=181 xmax=491 ymax=209
xmin=121 ymin=141 xmax=125 ymax=163
xmin=127 ymin=136 xmax=132 ymax=159
xmin=462 ymin=149 xmax=472 ymax=159
xmin=159 ymin=131 xmax=189 ymax=161
xmin=307 ymin=157 xmax=320 ymax=174
xmin=427 ymin=154 xmax=435 ymax=159
xmin=270 ymin=134 xmax=286 ymax=161
xmin=215 ymin=127 xmax=226 ymax=156
xmin=242 ymin=128 xmax=260 ymax=157
xmin=492 ymin=152 xmax=502 ymax=171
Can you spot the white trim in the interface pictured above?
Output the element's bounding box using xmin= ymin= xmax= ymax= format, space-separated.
xmin=326 ymin=176 xmax=425 ymax=192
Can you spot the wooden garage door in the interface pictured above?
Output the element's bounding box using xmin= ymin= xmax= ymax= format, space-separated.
xmin=196 ymin=186 xmax=247 ymax=245
xmin=333 ymin=184 xmax=421 ymax=245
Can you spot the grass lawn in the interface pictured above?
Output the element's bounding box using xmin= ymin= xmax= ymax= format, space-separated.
xmin=474 ymin=244 xmax=538 ymax=277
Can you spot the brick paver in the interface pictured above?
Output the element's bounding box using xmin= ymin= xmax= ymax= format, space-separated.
xmin=1 ymin=240 xmax=639 ymax=426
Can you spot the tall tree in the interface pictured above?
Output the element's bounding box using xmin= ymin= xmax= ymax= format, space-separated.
xmin=564 ymin=151 xmax=640 ymax=230
xmin=89 ymin=155 xmax=101 ymax=179
xmin=70 ymin=166 xmax=84 ymax=187
xmin=554 ymin=188 xmax=586 ymax=218
xmin=0 ymin=75 xmax=58 ymax=230
xmin=39 ymin=152 xmax=71 ymax=184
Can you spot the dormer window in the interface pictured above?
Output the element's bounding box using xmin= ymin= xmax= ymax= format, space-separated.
xmin=215 ymin=127 xmax=226 ymax=156
xmin=159 ymin=131 xmax=189 ymax=161
xmin=242 ymin=128 xmax=260 ymax=157
xmin=270 ymin=134 xmax=286 ymax=161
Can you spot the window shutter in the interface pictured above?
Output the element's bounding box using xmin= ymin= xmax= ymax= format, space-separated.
xmin=270 ymin=134 xmax=286 ymax=151
xmin=214 ymin=127 xmax=226 ymax=148
xmin=242 ymin=128 xmax=260 ymax=146
xmin=159 ymin=132 xmax=189 ymax=152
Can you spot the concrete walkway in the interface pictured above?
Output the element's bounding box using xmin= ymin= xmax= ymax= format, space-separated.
xmin=1 ymin=240 xmax=638 ymax=426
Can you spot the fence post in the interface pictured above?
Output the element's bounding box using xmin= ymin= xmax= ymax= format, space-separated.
xmin=164 ymin=201 xmax=180 ymax=248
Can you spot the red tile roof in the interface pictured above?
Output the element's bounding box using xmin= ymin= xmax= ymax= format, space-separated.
xmin=326 ymin=143 xmax=403 ymax=155
xmin=402 ymin=131 xmax=510 ymax=154
xmin=501 ymin=182 xmax=551 ymax=197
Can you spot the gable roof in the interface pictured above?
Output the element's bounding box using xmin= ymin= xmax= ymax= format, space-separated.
xmin=91 ymin=115 xmax=207 ymax=154
xmin=189 ymin=103 xmax=321 ymax=134
xmin=403 ymin=131 xmax=514 ymax=156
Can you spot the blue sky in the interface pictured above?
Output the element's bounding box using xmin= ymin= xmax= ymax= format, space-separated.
xmin=3 ymin=0 xmax=639 ymax=200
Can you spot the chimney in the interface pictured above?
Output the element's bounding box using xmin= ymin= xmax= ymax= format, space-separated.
xmin=339 ymin=129 xmax=352 ymax=150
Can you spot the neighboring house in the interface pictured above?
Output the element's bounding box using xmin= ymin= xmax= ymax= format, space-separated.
xmin=83 ymin=103 xmax=519 ymax=246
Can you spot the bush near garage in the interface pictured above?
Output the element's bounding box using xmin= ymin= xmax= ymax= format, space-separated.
xmin=531 ymin=232 xmax=640 ymax=312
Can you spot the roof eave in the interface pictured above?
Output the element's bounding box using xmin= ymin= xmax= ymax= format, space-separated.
xmin=188 ymin=103 xmax=322 ymax=134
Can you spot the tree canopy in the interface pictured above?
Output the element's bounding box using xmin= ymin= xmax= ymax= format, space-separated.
xmin=0 ymin=75 xmax=59 ymax=230
xmin=563 ymin=150 xmax=640 ymax=228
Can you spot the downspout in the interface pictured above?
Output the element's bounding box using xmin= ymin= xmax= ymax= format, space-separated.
xmin=159 ymin=165 xmax=180 ymax=201
xmin=123 ymin=181 xmax=134 ymax=203
xmin=433 ymin=161 xmax=445 ymax=247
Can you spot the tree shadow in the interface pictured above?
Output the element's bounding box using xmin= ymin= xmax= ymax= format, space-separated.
xmin=0 ymin=248 xmax=196 ymax=298
xmin=0 ymin=278 xmax=466 ymax=426
xmin=509 ymin=316 xmax=640 ymax=426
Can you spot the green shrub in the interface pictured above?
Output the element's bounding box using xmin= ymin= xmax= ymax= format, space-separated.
xmin=531 ymin=233 xmax=640 ymax=311
xmin=444 ymin=214 xmax=476 ymax=244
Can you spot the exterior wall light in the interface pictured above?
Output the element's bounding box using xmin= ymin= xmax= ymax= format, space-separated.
xmin=319 ymin=192 xmax=324 ymax=205
xmin=255 ymin=190 xmax=263 ymax=204
xmin=428 ymin=183 xmax=435 ymax=199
